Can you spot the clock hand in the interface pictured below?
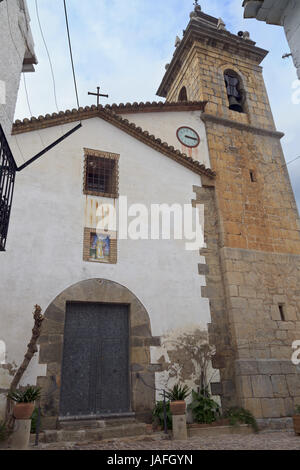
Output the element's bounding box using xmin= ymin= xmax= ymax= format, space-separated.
xmin=185 ymin=135 xmax=198 ymax=141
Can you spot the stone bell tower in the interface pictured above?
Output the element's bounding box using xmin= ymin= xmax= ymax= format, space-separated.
xmin=157 ymin=4 xmax=300 ymax=427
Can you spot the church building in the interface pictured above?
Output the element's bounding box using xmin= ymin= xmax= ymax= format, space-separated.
xmin=1 ymin=3 xmax=300 ymax=433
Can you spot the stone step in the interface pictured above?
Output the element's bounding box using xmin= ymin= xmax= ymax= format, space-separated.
xmin=36 ymin=422 xmax=150 ymax=444
xmin=59 ymin=417 xmax=136 ymax=430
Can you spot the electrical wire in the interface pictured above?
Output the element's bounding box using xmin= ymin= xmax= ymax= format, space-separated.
xmin=35 ymin=0 xmax=65 ymax=136
xmin=63 ymin=0 xmax=81 ymax=112
xmin=286 ymin=155 xmax=300 ymax=167
xmin=264 ymin=155 xmax=300 ymax=181
xmin=22 ymin=73 xmax=45 ymax=146
xmin=35 ymin=0 xmax=60 ymax=114
xmin=22 ymin=74 xmax=33 ymax=120
xmin=3 ymin=0 xmax=82 ymax=165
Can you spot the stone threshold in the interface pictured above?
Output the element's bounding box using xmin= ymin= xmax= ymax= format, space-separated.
xmin=58 ymin=412 xmax=135 ymax=422
xmin=29 ymin=420 xmax=152 ymax=444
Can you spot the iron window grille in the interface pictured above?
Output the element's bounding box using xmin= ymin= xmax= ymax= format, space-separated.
xmin=0 ymin=124 xmax=17 ymax=251
xmin=83 ymin=149 xmax=119 ymax=198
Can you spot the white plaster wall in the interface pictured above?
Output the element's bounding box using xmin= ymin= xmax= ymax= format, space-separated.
xmin=121 ymin=110 xmax=211 ymax=168
xmin=0 ymin=116 xmax=211 ymax=409
xmin=0 ymin=0 xmax=35 ymax=136
xmin=150 ymin=326 xmax=220 ymax=406
xmin=244 ymin=0 xmax=300 ymax=79
xmin=282 ymin=0 xmax=300 ymax=79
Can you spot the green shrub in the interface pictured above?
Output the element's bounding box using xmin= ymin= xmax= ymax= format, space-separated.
xmin=223 ymin=407 xmax=259 ymax=433
xmin=7 ymin=386 xmax=41 ymax=403
xmin=188 ymin=389 xmax=220 ymax=424
xmin=0 ymin=421 xmax=7 ymax=442
xmin=152 ymin=401 xmax=172 ymax=430
xmin=165 ymin=384 xmax=190 ymax=401
xmin=295 ymin=405 xmax=300 ymax=415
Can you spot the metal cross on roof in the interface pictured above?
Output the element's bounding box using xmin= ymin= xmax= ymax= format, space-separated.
xmin=88 ymin=86 xmax=109 ymax=107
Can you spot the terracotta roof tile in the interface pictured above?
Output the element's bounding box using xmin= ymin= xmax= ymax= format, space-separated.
xmin=12 ymin=101 xmax=214 ymax=178
xmin=13 ymin=101 xmax=207 ymax=131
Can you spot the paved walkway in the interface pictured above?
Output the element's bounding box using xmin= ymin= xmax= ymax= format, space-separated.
xmin=31 ymin=431 xmax=300 ymax=451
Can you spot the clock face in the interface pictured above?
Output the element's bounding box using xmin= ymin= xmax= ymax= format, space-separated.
xmin=176 ymin=126 xmax=200 ymax=148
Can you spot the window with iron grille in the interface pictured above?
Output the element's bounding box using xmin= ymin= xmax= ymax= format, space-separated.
xmin=83 ymin=148 xmax=119 ymax=198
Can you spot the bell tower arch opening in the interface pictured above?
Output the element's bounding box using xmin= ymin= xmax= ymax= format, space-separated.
xmin=223 ymin=69 xmax=245 ymax=113
xmin=178 ymin=86 xmax=188 ymax=102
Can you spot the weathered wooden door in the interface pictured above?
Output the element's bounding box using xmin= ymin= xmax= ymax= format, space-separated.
xmin=60 ymin=302 xmax=130 ymax=417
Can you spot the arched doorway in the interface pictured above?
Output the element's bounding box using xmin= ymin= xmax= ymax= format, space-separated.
xmin=37 ymin=279 xmax=158 ymax=429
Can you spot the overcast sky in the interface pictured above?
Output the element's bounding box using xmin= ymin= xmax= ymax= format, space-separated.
xmin=15 ymin=0 xmax=300 ymax=208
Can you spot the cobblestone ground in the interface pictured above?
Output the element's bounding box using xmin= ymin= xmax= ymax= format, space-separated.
xmin=30 ymin=432 xmax=300 ymax=451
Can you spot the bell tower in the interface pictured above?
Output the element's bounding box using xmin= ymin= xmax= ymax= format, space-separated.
xmin=157 ymin=4 xmax=300 ymax=425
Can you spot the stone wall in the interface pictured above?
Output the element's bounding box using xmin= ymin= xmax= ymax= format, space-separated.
xmin=194 ymin=181 xmax=237 ymax=409
xmin=236 ymin=358 xmax=299 ymax=428
xmin=163 ymin=30 xmax=300 ymax=423
xmin=221 ymin=248 xmax=300 ymax=361
xmin=224 ymin=247 xmax=300 ymax=421
xmin=202 ymin=118 xmax=300 ymax=255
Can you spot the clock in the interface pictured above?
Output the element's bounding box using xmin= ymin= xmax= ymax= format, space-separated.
xmin=176 ymin=126 xmax=200 ymax=148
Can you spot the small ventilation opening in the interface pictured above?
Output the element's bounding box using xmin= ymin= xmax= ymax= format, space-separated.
xmin=250 ymin=170 xmax=256 ymax=182
xmin=278 ymin=304 xmax=285 ymax=321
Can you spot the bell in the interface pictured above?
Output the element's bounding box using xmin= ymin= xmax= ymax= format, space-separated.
xmin=228 ymin=96 xmax=243 ymax=113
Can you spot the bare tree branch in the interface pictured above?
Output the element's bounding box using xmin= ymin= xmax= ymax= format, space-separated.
xmin=5 ymin=305 xmax=44 ymax=431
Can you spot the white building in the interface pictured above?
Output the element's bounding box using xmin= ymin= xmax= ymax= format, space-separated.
xmin=0 ymin=0 xmax=37 ymax=254
xmin=0 ymin=101 xmax=217 ymax=427
xmin=243 ymin=0 xmax=300 ymax=78
xmin=0 ymin=0 xmax=36 ymax=136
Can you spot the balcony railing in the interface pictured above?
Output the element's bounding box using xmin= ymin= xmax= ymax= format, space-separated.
xmin=0 ymin=124 xmax=17 ymax=251
xmin=0 ymin=120 xmax=81 ymax=251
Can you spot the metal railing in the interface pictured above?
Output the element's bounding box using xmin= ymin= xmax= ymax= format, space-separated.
xmin=0 ymin=121 xmax=81 ymax=252
xmin=0 ymin=124 xmax=17 ymax=251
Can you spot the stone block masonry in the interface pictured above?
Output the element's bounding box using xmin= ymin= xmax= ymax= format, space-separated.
xmin=168 ymin=19 xmax=300 ymax=423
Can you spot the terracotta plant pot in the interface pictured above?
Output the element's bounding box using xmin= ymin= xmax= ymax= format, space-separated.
xmin=13 ymin=403 xmax=35 ymax=420
xmin=293 ymin=415 xmax=300 ymax=435
xmin=170 ymin=401 xmax=186 ymax=416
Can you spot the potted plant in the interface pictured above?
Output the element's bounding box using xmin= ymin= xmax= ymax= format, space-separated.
xmin=8 ymin=386 xmax=41 ymax=420
xmin=166 ymin=384 xmax=190 ymax=415
xmin=293 ymin=405 xmax=300 ymax=435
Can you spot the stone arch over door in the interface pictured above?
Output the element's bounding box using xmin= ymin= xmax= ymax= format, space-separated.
xmin=37 ymin=279 xmax=160 ymax=430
